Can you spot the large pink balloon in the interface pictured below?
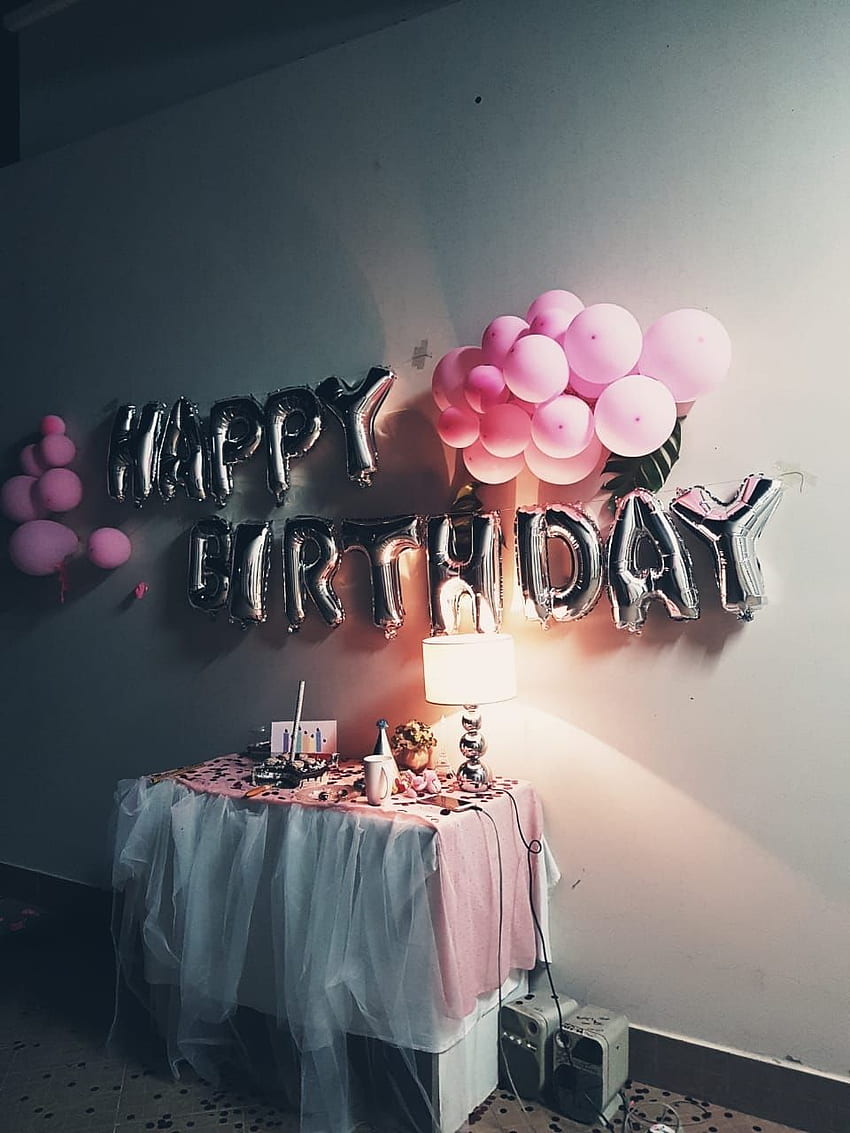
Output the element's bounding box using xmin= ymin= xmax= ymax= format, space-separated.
xmin=40 ymin=415 xmax=66 ymax=436
xmin=39 ymin=434 xmax=76 ymax=468
xmin=9 ymin=520 xmax=79 ymax=576
xmin=437 ymin=405 xmax=480 ymax=448
xmin=481 ymin=315 xmax=528 ymax=365
xmin=531 ymin=395 xmax=594 ymax=458
xmin=464 ymin=364 xmax=509 ymax=412
xmin=462 ymin=440 xmax=525 ymax=484
xmin=35 ymin=468 xmax=83 ymax=513
xmin=525 ymin=290 xmax=584 ymax=324
xmin=432 ymin=347 xmax=482 ymax=410
xmin=87 ymin=527 xmax=132 ymax=570
xmin=503 ymin=334 xmax=570 ymax=403
xmin=562 ymin=303 xmax=643 ymax=384
xmin=639 ymin=308 xmax=732 ymax=401
xmin=20 ymin=443 xmax=47 ymax=478
xmin=593 ymin=374 xmax=677 ymax=457
xmin=478 ymin=402 xmax=532 ymax=458
xmin=525 ymin=436 xmax=605 ymax=485
xmin=1 ymin=476 xmax=46 ymax=523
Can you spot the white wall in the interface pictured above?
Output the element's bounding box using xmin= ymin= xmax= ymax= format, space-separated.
xmin=1 ymin=0 xmax=848 ymax=1080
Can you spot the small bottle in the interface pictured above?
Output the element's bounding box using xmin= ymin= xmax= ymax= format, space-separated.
xmin=373 ymin=718 xmax=401 ymax=785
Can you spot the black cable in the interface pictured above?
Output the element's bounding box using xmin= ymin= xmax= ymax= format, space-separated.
xmin=488 ymin=786 xmax=618 ymax=1132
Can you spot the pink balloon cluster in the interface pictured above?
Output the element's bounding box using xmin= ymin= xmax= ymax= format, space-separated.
xmin=432 ymin=290 xmax=731 ymax=484
xmin=1 ymin=415 xmax=131 ymax=577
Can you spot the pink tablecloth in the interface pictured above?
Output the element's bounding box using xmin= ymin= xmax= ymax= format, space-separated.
xmin=154 ymin=753 xmax=545 ymax=1019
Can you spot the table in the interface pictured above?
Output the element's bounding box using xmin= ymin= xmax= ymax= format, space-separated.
xmin=111 ymin=755 xmax=557 ymax=1133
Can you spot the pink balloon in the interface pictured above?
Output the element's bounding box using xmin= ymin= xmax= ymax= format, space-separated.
xmin=462 ymin=440 xmax=525 ymax=485
xmin=481 ymin=315 xmax=528 ymax=366
xmin=9 ymin=519 xmax=79 ymax=576
xmin=528 ymin=306 xmax=582 ymax=341
xmin=87 ymin=527 xmax=132 ymax=570
xmin=35 ymin=468 xmax=83 ymax=513
xmin=437 ymin=405 xmax=480 ymax=448
xmin=20 ymin=443 xmax=48 ymax=478
xmin=562 ymin=303 xmax=643 ymax=384
xmin=567 ymin=370 xmax=605 ymax=402
xmin=464 ymin=364 xmax=509 ymax=412
xmin=1 ymin=476 xmax=46 ymax=523
xmin=508 ymin=396 xmax=539 ymax=415
xmin=39 ymin=434 xmax=76 ymax=468
xmin=525 ymin=436 xmax=605 ymax=485
xmin=432 ymin=347 xmax=483 ymax=410
xmin=531 ymin=395 xmax=594 ymax=459
xmin=593 ymin=374 xmax=677 ymax=458
xmin=525 ymin=290 xmax=584 ymax=324
xmin=503 ymin=334 xmax=570 ymax=403
xmin=478 ymin=403 xmax=532 ymax=458
xmin=40 ymin=415 xmax=66 ymax=436
xmin=639 ymin=308 xmax=732 ymax=401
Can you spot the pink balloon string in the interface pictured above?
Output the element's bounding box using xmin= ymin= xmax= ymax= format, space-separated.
xmin=58 ymin=561 xmax=69 ymax=604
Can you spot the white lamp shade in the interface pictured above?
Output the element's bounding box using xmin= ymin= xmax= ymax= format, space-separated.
xmin=422 ymin=633 xmax=517 ymax=706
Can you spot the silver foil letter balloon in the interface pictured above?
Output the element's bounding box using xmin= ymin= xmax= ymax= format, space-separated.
xmin=229 ymin=521 xmax=273 ymax=627
xmin=208 ymin=396 xmax=264 ymax=507
xmin=264 ymin=387 xmax=323 ymax=505
xmin=515 ymin=504 xmax=604 ymax=625
xmin=341 ymin=514 xmax=422 ymax=638
xmin=187 ymin=516 xmax=232 ymax=615
xmin=107 ymin=402 xmax=167 ymax=507
xmin=607 ymin=488 xmax=699 ymax=633
xmin=282 ymin=516 xmax=345 ymax=632
xmin=159 ymin=397 xmax=208 ymax=502
xmin=671 ymin=474 xmax=782 ymax=620
xmin=426 ymin=511 xmax=503 ymax=635
xmin=315 ymin=366 xmax=396 ymax=486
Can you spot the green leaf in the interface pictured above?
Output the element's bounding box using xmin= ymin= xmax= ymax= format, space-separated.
xmin=602 ymin=418 xmax=684 ymax=512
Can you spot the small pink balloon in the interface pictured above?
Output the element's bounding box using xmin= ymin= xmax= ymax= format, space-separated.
xmin=639 ymin=308 xmax=732 ymax=401
xmin=567 ymin=370 xmax=605 ymax=402
xmin=35 ymin=468 xmax=83 ymax=513
xmin=40 ymin=415 xmax=66 ymax=436
xmin=39 ymin=433 xmax=76 ymax=468
xmin=562 ymin=303 xmax=643 ymax=384
xmin=437 ymin=405 xmax=480 ymax=448
xmin=432 ymin=346 xmax=483 ymax=410
xmin=87 ymin=527 xmax=132 ymax=570
xmin=508 ymin=396 xmax=539 ymax=415
xmin=20 ymin=443 xmax=48 ymax=478
xmin=462 ymin=440 xmax=525 ymax=485
xmin=525 ymin=290 xmax=584 ymax=324
xmin=481 ymin=315 xmax=529 ymax=366
xmin=1 ymin=475 xmax=46 ymax=523
xmin=464 ymin=364 xmax=509 ymax=413
xmin=9 ymin=519 xmax=79 ymax=576
xmin=503 ymin=334 xmax=570 ymax=403
xmin=478 ymin=403 xmax=532 ymax=458
xmin=531 ymin=395 xmax=594 ymax=459
xmin=525 ymin=436 xmax=605 ymax=485
xmin=593 ymin=374 xmax=677 ymax=458
xmin=528 ymin=306 xmax=581 ymax=340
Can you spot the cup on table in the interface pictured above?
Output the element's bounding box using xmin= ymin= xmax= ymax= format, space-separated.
xmin=363 ymin=755 xmax=393 ymax=806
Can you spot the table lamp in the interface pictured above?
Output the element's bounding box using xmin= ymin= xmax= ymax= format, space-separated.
xmin=421 ymin=633 xmax=517 ymax=790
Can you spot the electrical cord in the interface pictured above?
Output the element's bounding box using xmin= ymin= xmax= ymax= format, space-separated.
xmin=487 ymin=786 xmax=618 ymax=1132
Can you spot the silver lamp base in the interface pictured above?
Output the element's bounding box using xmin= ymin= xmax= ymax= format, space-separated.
xmin=456 ymin=704 xmax=491 ymax=791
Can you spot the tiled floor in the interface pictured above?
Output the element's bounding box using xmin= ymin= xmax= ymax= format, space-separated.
xmin=0 ymin=901 xmax=807 ymax=1133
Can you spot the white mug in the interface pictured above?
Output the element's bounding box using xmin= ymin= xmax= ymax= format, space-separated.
xmin=364 ymin=755 xmax=393 ymax=806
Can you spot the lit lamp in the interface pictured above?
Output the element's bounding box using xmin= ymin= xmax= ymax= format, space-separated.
xmin=421 ymin=633 xmax=517 ymax=791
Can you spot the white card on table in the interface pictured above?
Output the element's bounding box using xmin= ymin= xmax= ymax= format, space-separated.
xmin=270 ymin=720 xmax=337 ymax=756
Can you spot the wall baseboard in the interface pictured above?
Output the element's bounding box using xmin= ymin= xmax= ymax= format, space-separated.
xmin=629 ymin=1025 xmax=849 ymax=1133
